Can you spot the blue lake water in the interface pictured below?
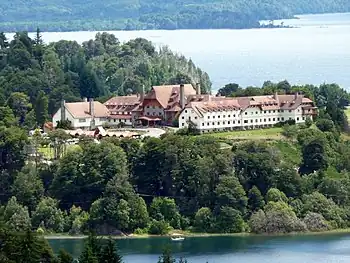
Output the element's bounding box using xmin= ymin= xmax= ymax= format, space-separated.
xmin=48 ymin=233 xmax=350 ymax=263
xmin=10 ymin=12 xmax=349 ymax=91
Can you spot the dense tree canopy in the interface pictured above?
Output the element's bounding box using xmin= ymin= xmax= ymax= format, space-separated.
xmin=0 ymin=31 xmax=211 ymax=127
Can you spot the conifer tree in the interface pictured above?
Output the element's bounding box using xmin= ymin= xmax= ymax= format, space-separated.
xmin=99 ymin=239 xmax=123 ymax=263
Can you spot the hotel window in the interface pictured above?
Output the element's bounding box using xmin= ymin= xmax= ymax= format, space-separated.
xmin=228 ymin=121 xmax=231 ymax=124
xmin=233 ymin=115 xmax=236 ymax=117
xmin=244 ymin=120 xmax=248 ymax=124
xmin=238 ymin=120 xmax=240 ymax=124
xmin=282 ymin=117 xmax=285 ymax=121
xmin=269 ymin=110 xmax=271 ymax=113
xmin=245 ymin=112 xmax=248 ymax=115
xmin=185 ymin=110 xmax=188 ymax=113
xmin=114 ymin=119 xmax=116 ymax=123
xmin=289 ymin=110 xmax=292 ymax=113
xmin=273 ymin=118 xmax=275 ymax=121
xmin=281 ymin=110 xmax=284 ymax=113
xmin=212 ymin=122 xmax=215 ymax=125
xmin=251 ymin=112 xmax=253 ymax=115
xmin=159 ymin=112 xmax=162 ymax=116
xmin=264 ymin=119 xmax=266 ymax=122
xmin=153 ymin=113 xmax=156 ymax=116
xmin=182 ymin=116 xmax=184 ymax=119
xmin=256 ymin=111 xmax=258 ymax=114
xmin=297 ymin=117 xmax=300 ymax=121
xmin=228 ymin=115 xmax=231 ymax=118
xmin=268 ymin=118 xmax=271 ymax=122
xmin=202 ymin=123 xmax=204 ymax=126
xmin=195 ymin=116 xmax=198 ymax=119
xmin=213 ymin=116 xmax=215 ymax=119
xmin=207 ymin=123 xmax=210 ymax=126
xmin=147 ymin=106 xmax=150 ymax=108
xmin=250 ymin=120 xmax=253 ymax=123
xmin=217 ymin=122 xmax=220 ymax=125
xmin=233 ymin=121 xmax=235 ymax=124
xmin=264 ymin=111 xmax=266 ymax=114
xmin=208 ymin=116 xmax=210 ymax=119
xmin=303 ymin=117 xmax=305 ymax=120
xmin=273 ymin=110 xmax=276 ymax=113
xmin=182 ymin=123 xmax=184 ymax=126
xmin=289 ymin=117 xmax=292 ymax=120
xmin=218 ymin=115 xmax=220 ymax=118
xmin=255 ymin=119 xmax=258 ymax=123
xmin=223 ymin=115 xmax=226 ymax=118
xmin=277 ymin=118 xmax=280 ymax=121
xmin=223 ymin=121 xmax=226 ymax=125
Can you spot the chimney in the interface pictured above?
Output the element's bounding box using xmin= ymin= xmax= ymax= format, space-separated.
xmin=89 ymin=98 xmax=95 ymax=117
xmin=295 ymin=92 xmax=299 ymax=100
xmin=180 ymin=84 xmax=185 ymax=108
xmin=61 ymin=100 xmax=66 ymax=122
xmin=140 ymin=84 xmax=145 ymax=102
xmin=89 ymin=98 xmax=95 ymax=130
xmin=196 ymin=83 xmax=201 ymax=95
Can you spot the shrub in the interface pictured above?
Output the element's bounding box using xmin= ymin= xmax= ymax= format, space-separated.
xmin=194 ymin=207 xmax=214 ymax=233
xmin=148 ymin=220 xmax=171 ymax=235
xmin=249 ymin=209 xmax=267 ymax=234
xmin=303 ymin=212 xmax=330 ymax=232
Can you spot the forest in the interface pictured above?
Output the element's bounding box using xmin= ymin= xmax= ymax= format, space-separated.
xmin=0 ymin=0 xmax=350 ymax=31
xmin=0 ymin=31 xmax=210 ymax=129
xmin=2 ymin=30 xmax=350 ymax=261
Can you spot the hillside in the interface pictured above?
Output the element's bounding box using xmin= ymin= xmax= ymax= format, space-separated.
xmin=1 ymin=0 xmax=350 ymax=32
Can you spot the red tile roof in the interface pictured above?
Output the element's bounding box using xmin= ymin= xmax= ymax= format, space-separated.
xmin=65 ymin=101 xmax=109 ymax=118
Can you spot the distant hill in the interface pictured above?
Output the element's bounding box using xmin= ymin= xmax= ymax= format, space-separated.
xmin=1 ymin=0 xmax=350 ymax=32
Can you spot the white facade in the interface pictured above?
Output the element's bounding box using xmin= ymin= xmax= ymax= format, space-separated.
xmin=108 ymin=116 xmax=133 ymax=126
xmin=179 ymin=105 xmax=312 ymax=132
xmin=52 ymin=108 xmax=107 ymax=129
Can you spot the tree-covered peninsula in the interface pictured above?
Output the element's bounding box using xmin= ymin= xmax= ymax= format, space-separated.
xmin=0 ymin=31 xmax=211 ymax=128
xmin=0 ymin=0 xmax=350 ymax=31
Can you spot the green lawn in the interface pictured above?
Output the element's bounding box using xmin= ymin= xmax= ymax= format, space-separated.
xmin=206 ymin=127 xmax=284 ymax=140
xmin=39 ymin=144 xmax=81 ymax=160
xmin=345 ymin=108 xmax=350 ymax=120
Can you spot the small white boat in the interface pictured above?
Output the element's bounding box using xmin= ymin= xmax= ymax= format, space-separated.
xmin=170 ymin=234 xmax=185 ymax=241
xmin=171 ymin=237 xmax=185 ymax=241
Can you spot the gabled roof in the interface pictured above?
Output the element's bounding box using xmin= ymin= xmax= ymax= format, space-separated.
xmin=65 ymin=101 xmax=109 ymax=118
xmin=105 ymin=95 xmax=141 ymax=106
xmin=144 ymin=84 xmax=196 ymax=109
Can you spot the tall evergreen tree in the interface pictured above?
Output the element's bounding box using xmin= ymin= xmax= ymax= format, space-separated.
xmin=34 ymin=90 xmax=49 ymax=126
xmin=100 ymin=239 xmax=123 ymax=263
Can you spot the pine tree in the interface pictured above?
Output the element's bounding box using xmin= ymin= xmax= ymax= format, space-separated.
xmin=158 ymin=247 xmax=176 ymax=263
xmin=99 ymin=239 xmax=123 ymax=263
xmin=33 ymin=27 xmax=44 ymax=67
xmin=78 ymin=233 xmax=101 ymax=263
xmin=78 ymin=245 xmax=98 ymax=263
xmin=58 ymin=249 xmax=74 ymax=263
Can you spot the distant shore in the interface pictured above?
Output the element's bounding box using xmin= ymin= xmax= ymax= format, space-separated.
xmin=44 ymin=228 xmax=350 ymax=240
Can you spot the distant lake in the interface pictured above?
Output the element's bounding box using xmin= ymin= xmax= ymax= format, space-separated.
xmin=8 ymin=13 xmax=350 ymax=91
xmin=48 ymin=233 xmax=350 ymax=263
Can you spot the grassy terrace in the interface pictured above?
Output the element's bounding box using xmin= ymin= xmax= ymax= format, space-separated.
xmin=206 ymin=127 xmax=284 ymax=140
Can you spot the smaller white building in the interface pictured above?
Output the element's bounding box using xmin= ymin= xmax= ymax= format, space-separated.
xmin=179 ymin=93 xmax=317 ymax=132
xmin=52 ymin=99 xmax=110 ymax=130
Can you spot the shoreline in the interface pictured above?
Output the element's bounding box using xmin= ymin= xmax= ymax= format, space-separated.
xmin=44 ymin=228 xmax=350 ymax=240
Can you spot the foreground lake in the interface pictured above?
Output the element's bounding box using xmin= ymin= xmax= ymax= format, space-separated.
xmin=9 ymin=12 xmax=350 ymax=90
xmin=48 ymin=233 xmax=350 ymax=263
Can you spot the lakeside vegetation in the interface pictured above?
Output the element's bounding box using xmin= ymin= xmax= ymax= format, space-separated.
xmin=1 ymin=0 xmax=350 ymax=31
xmin=2 ymin=30 xmax=350 ymax=262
